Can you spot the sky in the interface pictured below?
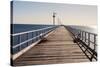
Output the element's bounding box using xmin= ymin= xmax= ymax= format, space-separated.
xmin=13 ymin=1 xmax=97 ymax=26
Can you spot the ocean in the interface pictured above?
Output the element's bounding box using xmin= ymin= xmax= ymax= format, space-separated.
xmin=11 ymin=24 xmax=54 ymax=34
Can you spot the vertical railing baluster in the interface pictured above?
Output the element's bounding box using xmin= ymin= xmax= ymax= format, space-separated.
xmin=42 ymin=30 xmax=44 ymax=37
xmin=88 ymin=33 xmax=90 ymax=46
xmin=31 ymin=32 xmax=32 ymax=44
xmin=32 ymin=32 xmax=34 ymax=43
xmin=27 ymin=33 xmax=28 ymax=46
xmin=82 ymin=31 xmax=83 ymax=40
xmin=35 ymin=31 xmax=36 ymax=42
xmin=37 ymin=31 xmax=38 ymax=41
xmin=80 ymin=31 xmax=81 ymax=40
xmin=85 ymin=32 xmax=86 ymax=42
xmin=79 ymin=30 xmax=81 ymax=39
xmin=37 ymin=31 xmax=39 ymax=40
xmin=83 ymin=31 xmax=84 ymax=41
xmin=94 ymin=35 xmax=96 ymax=51
xmin=18 ymin=35 xmax=21 ymax=52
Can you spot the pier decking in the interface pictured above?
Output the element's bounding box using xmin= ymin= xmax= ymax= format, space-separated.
xmin=13 ymin=26 xmax=90 ymax=66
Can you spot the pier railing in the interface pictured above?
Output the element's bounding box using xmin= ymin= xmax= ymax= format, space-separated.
xmin=65 ymin=26 xmax=97 ymax=61
xmin=11 ymin=26 xmax=58 ymax=55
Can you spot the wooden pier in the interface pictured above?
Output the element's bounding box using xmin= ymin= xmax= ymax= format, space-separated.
xmin=13 ymin=26 xmax=90 ymax=66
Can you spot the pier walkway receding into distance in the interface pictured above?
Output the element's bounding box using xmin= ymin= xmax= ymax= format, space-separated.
xmin=13 ymin=26 xmax=92 ymax=66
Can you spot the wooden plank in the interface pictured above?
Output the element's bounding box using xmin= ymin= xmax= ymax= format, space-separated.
xmin=13 ymin=26 xmax=90 ymax=66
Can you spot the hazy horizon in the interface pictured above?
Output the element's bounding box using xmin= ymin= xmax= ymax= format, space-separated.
xmin=13 ymin=1 xmax=97 ymax=26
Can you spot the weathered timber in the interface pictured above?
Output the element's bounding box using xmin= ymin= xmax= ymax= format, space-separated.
xmin=13 ymin=26 xmax=89 ymax=66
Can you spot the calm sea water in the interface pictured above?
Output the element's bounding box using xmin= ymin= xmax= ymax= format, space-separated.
xmin=11 ymin=24 xmax=54 ymax=34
